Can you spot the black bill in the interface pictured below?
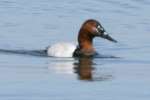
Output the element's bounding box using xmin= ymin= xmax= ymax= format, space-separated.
xmin=101 ymin=32 xmax=117 ymax=43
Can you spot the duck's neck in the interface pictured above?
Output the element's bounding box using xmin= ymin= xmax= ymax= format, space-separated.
xmin=78 ymin=29 xmax=95 ymax=53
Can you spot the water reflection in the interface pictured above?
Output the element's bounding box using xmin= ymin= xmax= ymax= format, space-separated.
xmin=49 ymin=57 xmax=112 ymax=81
xmin=74 ymin=57 xmax=94 ymax=81
xmin=74 ymin=57 xmax=112 ymax=81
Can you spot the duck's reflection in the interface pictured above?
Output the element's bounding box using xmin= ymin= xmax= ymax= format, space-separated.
xmin=48 ymin=57 xmax=112 ymax=81
xmin=74 ymin=57 xmax=94 ymax=81
xmin=74 ymin=57 xmax=113 ymax=81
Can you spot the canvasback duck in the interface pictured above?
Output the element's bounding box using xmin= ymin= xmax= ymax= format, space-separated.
xmin=47 ymin=19 xmax=117 ymax=57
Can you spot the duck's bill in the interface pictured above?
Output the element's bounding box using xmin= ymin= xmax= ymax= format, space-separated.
xmin=101 ymin=32 xmax=117 ymax=43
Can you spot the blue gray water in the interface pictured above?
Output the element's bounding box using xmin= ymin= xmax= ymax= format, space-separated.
xmin=0 ymin=0 xmax=150 ymax=100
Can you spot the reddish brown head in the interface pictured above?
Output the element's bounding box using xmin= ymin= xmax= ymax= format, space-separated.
xmin=77 ymin=19 xmax=117 ymax=56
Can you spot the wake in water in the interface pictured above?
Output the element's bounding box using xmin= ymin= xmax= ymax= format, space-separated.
xmin=0 ymin=49 xmax=48 ymax=57
xmin=0 ymin=49 xmax=120 ymax=58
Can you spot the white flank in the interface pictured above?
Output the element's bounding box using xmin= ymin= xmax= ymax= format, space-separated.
xmin=47 ymin=42 xmax=76 ymax=57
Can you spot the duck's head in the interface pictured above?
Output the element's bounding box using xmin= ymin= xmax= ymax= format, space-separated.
xmin=78 ymin=19 xmax=117 ymax=43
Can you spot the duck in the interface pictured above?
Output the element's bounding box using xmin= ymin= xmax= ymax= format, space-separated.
xmin=47 ymin=19 xmax=117 ymax=57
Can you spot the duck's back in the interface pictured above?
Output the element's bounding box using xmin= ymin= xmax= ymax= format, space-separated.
xmin=47 ymin=42 xmax=76 ymax=57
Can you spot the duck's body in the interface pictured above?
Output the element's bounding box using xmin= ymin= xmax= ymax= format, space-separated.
xmin=47 ymin=19 xmax=117 ymax=57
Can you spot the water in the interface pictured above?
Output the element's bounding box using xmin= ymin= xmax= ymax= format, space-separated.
xmin=0 ymin=0 xmax=150 ymax=100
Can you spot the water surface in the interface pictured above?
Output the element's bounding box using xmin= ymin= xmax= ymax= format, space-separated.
xmin=0 ymin=0 xmax=150 ymax=100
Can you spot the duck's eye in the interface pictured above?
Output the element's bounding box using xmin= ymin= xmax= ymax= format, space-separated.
xmin=97 ymin=25 xmax=105 ymax=33
xmin=97 ymin=25 xmax=101 ymax=29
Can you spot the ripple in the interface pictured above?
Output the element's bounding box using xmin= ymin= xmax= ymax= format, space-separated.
xmin=101 ymin=0 xmax=141 ymax=9
xmin=132 ymin=0 xmax=150 ymax=5
xmin=0 ymin=49 xmax=47 ymax=57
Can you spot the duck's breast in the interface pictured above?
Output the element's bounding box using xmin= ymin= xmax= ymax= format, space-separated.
xmin=47 ymin=42 xmax=76 ymax=57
